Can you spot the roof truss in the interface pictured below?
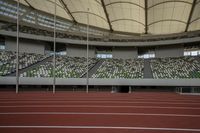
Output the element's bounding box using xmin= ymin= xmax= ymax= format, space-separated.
xmin=185 ymin=0 xmax=197 ymax=32
xmin=59 ymin=0 xmax=77 ymax=24
xmin=145 ymin=0 xmax=148 ymax=34
xmin=101 ymin=0 xmax=113 ymax=32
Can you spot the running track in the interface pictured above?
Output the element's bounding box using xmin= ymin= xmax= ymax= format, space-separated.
xmin=0 ymin=92 xmax=200 ymax=133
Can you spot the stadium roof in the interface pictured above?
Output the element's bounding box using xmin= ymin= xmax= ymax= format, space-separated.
xmin=17 ymin=0 xmax=200 ymax=35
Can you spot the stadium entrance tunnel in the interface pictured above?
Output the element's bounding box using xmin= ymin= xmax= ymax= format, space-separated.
xmin=118 ymin=86 xmax=130 ymax=93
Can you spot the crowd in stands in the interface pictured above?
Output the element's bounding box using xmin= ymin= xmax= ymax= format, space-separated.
xmin=92 ymin=59 xmax=144 ymax=79
xmin=150 ymin=57 xmax=200 ymax=79
xmin=0 ymin=51 xmax=47 ymax=76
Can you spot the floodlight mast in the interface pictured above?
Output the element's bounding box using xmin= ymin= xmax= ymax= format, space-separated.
xmin=53 ymin=0 xmax=57 ymax=93
xmin=16 ymin=0 xmax=19 ymax=94
xmin=86 ymin=8 xmax=89 ymax=93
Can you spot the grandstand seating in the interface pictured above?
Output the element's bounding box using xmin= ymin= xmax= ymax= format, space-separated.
xmin=0 ymin=51 xmax=46 ymax=76
xmin=20 ymin=56 xmax=98 ymax=78
xmin=2 ymin=24 xmax=101 ymax=41
xmin=92 ymin=59 xmax=144 ymax=79
xmin=150 ymin=57 xmax=200 ymax=79
xmin=2 ymin=23 xmax=199 ymax=43
xmin=1 ymin=50 xmax=200 ymax=79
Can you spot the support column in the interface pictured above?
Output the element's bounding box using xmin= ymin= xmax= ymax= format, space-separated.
xmin=53 ymin=0 xmax=57 ymax=93
xmin=16 ymin=0 xmax=19 ymax=93
xmin=129 ymin=86 xmax=132 ymax=93
xmin=86 ymin=8 xmax=89 ymax=93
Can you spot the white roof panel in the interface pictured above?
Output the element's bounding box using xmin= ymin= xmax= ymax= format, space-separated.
xmin=18 ymin=0 xmax=29 ymax=6
xmin=63 ymin=0 xmax=109 ymax=29
xmin=148 ymin=0 xmax=193 ymax=8
xmin=149 ymin=21 xmax=186 ymax=34
xmin=25 ymin=0 xmax=72 ymax=20
xmin=188 ymin=1 xmax=200 ymax=31
xmin=148 ymin=0 xmax=192 ymax=34
xmin=16 ymin=0 xmax=200 ymax=34
xmin=105 ymin=0 xmax=145 ymax=33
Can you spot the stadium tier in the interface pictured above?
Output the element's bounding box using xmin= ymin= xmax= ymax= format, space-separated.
xmin=20 ymin=56 xmax=98 ymax=78
xmin=92 ymin=59 xmax=144 ymax=79
xmin=150 ymin=57 xmax=200 ymax=79
xmin=0 ymin=51 xmax=47 ymax=76
xmin=1 ymin=51 xmax=200 ymax=79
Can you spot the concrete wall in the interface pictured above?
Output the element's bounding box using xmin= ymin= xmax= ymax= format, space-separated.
xmin=0 ymin=77 xmax=200 ymax=86
xmin=155 ymin=45 xmax=184 ymax=58
xmin=112 ymin=47 xmax=138 ymax=59
xmin=5 ymin=37 xmax=45 ymax=54
xmin=66 ymin=45 xmax=95 ymax=57
xmin=4 ymin=36 xmax=184 ymax=58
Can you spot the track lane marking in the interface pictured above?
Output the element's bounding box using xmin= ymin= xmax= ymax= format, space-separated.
xmin=0 ymin=98 xmax=199 ymax=103
xmin=0 ymin=126 xmax=200 ymax=132
xmin=0 ymin=112 xmax=200 ymax=117
xmin=0 ymin=101 xmax=199 ymax=105
xmin=0 ymin=105 xmax=199 ymax=109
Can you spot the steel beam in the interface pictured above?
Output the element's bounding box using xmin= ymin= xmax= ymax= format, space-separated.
xmin=185 ymin=0 xmax=197 ymax=32
xmin=101 ymin=0 xmax=113 ymax=31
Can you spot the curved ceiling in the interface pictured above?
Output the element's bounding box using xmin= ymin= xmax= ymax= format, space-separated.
xmin=19 ymin=0 xmax=200 ymax=35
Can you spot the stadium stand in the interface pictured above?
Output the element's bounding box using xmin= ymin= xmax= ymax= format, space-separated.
xmin=2 ymin=23 xmax=199 ymax=42
xmin=1 ymin=51 xmax=200 ymax=79
xmin=150 ymin=57 xmax=200 ymax=79
xmin=0 ymin=51 xmax=47 ymax=76
xmin=20 ymin=56 xmax=98 ymax=78
xmin=92 ymin=59 xmax=144 ymax=79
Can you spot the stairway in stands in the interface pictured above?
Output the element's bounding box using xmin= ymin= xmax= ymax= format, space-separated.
xmin=7 ymin=55 xmax=53 ymax=76
xmin=143 ymin=59 xmax=153 ymax=78
xmin=196 ymin=56 xmax=200 ymax=63
xmin=81 ymin=59 xmax=104 ymax=78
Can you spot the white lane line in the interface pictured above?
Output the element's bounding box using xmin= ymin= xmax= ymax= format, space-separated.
xmin=0 ymin=105 xmax=199 ymax=109
xmin=0 ymin=126 xmax=200 ymax=132
xmin=0 ymin=112 xmax=199 ymax=117
xmin=0 ymin=99 xmax=199 ymax=103
xmin=0 ymin=101 xmax=199 ymax=105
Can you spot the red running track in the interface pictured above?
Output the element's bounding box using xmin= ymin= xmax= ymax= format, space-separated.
xmin=0 ymin=92 xmax=200 ymax=133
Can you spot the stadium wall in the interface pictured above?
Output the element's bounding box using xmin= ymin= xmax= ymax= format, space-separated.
xmin=0 ymin=77 xmax=200 ymax=86
xmin=66 ymin=45 xmax=95 ymax=57
xmin=112 ymin=47 xmax=137 ymax=59
xmin=5 ymin=37 xmax=45 ymax=54
xmin=155 ymin=45 xmax=184 ymax=58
